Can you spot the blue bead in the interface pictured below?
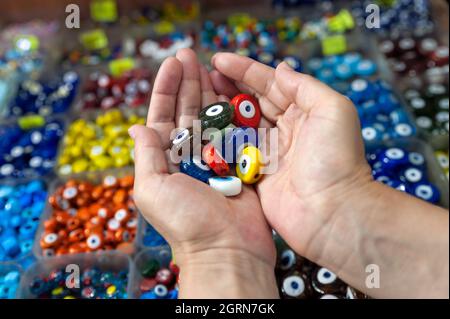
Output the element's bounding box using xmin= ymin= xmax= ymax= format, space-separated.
xmin=180 ymin=156 xmax=215 ymax=183
xmin=379 ymin=148 xmax=409 ymax=170
xmin=411 ymin=182 xmax=440 ymax=204
xmin=353 ymin=59 xmax=377 ymax=76
xmin=361 ymin=126 xmax=383 ymax=143
xmin=1 ymin=236 xmax=20 ymax=258
xmin=334 ymin=64 xmax=353 ymax=80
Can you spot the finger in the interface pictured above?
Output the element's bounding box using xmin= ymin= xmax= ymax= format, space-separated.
xmin=200 ymin=64 xmax=218 ymax=107
xmin=129 ymin=125 xmax=168 ymax=179
xmin=147 ymin=57 xmax=182 ymax=149
xmin=274 ymin=63 xmax=352 ymax=115
xmin=218 ymin=94 xmax=230 ymax=103
xmin=175 ymin=48 xmax=201 ymax=128
xmin=212 ymin=53 xmax=291 ymax=108
xmin=209 ymin=70 xmax=240 ymax=98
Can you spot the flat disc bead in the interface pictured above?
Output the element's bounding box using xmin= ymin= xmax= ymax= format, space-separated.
xmin=199 ymin=102 xmax=233 ymax=130
xmin=208 ymin=176 xmax=242 ymax=197
xmin=201 ymin=143 xmax=229 ymax=176
xmin=230 ymin=94 xmax=261 ymax=128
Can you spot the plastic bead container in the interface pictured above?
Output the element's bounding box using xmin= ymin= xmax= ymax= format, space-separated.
xmin=32 ymin=168 xmax=140 ymax=259
xmin=18 ymin=251 xmax=132 ymax=299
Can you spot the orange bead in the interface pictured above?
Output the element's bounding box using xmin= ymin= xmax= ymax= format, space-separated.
xmin=66 ymin=180 xmax=78 ymax=188
xmin=56 ymin=246 xmax=69 ymax=256
xmin=86 ymin=232 xmax=104 ymax=251
xmin=48 ymin=194 xmax=60 ymax=209
xmin=78 ymin=182 xmax=93 ymax=193
xmin=68 ymin=242 xmax=86 ymax=254
xmin=114 ymin=228 xmax=132 ymax=243
xmin=113 ymin=189 xmax=127 ymax=205
xmin=92 ymin=185 xmax=104 ymax=200
xmin=40 ymin=232 xmax=61 ymax=249
xmin=84 ymin=224 xmax=103 ymax=237
xmin=43 ymin=219 xmax=58 ymax=232
xmin=55 ymin=211 xmax=71 ymax=225
xmin=68 ymin=228 xmax=85 ymax=243
xmin=67 ymin=217 xmax=81 ymax=231
xmin=119 ymin=175 xmax=134 ymax=188
xmin=103 ymin=189 xmax=114 ymax=199
xmin=104 ymin=230 xmax=116 ymax=244
xmin=76 ymin=207 xmax=91 ymax=222
xmin=114 ymin=207 xmax=130 ymax=224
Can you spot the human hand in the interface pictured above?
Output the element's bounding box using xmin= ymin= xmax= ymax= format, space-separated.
xmin=210 ymin=53 xmax=374 ymax=271
xmin=130 ymin=49 xmax=278 ymax=298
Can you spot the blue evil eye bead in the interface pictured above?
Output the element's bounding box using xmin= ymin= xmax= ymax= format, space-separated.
xmin=392 ymin=123 xmax=415 ymax=138
xmin=400 ymin=167 xmax=425 ymax=184
xmin=334 ymin=64 xmax=353 ymax=80
xmin=353 ymin=59 xmax=377 ymax=76
xmin=408 ymin=152 xmax=426 ymax=169
xmin=348 ymin=79 xmax=372 ymax=104
xmin=361 ymin=100 xmax=379 ymax=117
xmin=379 ymin=148 xmax=408 ymax=169
xmin=199 ymin=102 xmax=234 ymax=130
xmin=281 ymin=56 xmax=302 ymax=72
xmin=379 ymin=93 xmax=400 ymax=113
xmin=361 ymin=126 xmax=383 ymax=143
xmin=0 ymin=270 xmax=20 ymax=299
xmin=281 ymin=271 xmax=309 ymax=299
xmin=208 ymin=176 xmax=242 ymax=197
xmin=222 ymin=127 xmax=258 ymax=163
xmin=153 ymin=284 xmax=169 ymax=299
xmin=180 ymin=155 xmax=215 ymax=183
xmin=323 ymin=55 xmax=343 ymax=68
xmin=316 ymin=68 xmax=335 ymax=84
xmin=0 ymin=237 xmax=21 ymax=258
xmin=342 ymin=52 xmax=362 ymax=69
xmin=411 ymin=183 xmax=440 ymax=204
xmin=307 ymin=58 xmax=323 ymax=74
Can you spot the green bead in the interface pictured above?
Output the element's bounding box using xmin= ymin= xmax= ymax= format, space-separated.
xmin=199 ymin=102 xmax=233 ymax=131
xmin=141 ymin=259 xmax=160 ymax=278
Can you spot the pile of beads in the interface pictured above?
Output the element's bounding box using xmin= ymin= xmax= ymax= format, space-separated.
xmin=28 ymin=266 xmax=128 ymax=299
xmin=403 ymin=84 xmax=449 ymax=137
xmin=139 ymin=258 xmax=178 ymax=299
xmin=0 ymin=180 xmax=47 ymax=262
xmin=6 ymin=71 xmax=79 ymax=117
xmin=242 ymin=51 xmax=302 ymax=72
xmin=350 ymin=78 xmax=416 ymax=143
xmin=38 ymin=175 xmax=137 ymax=257
xmin=299 ymin=9 xmax=355 ymax=40
xmin=138 ymin=32 xmax=195 ymax=61
xmin=276 ymin=247 xmax=366 ymax=299
xmin=351 ymin=0 xmax=434 ymax=37
xmin=57 ymin=109 xmax=145 ymax=175
xmin=366 ymin=147 xmax=440 ymax=204
xmin=435 ymin=150 xmax=449 ymax=180
xmin=0 ymin=117 xmax=64 ymax=179
xmin=142 ymin=223 xmax=167 ymax=248
xmin=0 ymin=267 xmax=21 ymax=299
xmin=200 ymin=14 xmax=301 ymax=52
xmin=80 ymin=69 xmax=152 ymax=111
xmin=0 ymin=36 xmax=44 ymax=78
xmin=172 ymin=94 xmax=264 ymax=197
xmin=379 ymin=36 xmax=449 ymax=80
xmin=306 ymin=52 xmax=378 ymax=85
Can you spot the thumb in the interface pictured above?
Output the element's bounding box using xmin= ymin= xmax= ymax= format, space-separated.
xmin=129 ymin=125 xmax=169 ymax=180
xmin=275 ymin=62 xmax=351 ymax=114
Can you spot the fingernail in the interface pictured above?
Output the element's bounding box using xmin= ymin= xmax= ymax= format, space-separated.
xmin=128 ymin=125 xmax=137 ymax=139
xmin=211 ymin=53 xmax=218 ymax=67
xmin=278 ymin=61 xmax=293 ymax=71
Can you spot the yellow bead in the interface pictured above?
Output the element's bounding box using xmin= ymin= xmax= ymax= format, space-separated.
xmin=106 ymin=285 xmax=117 ymax=296
xmin=58 ymin=154 xmax=71 ymax=166
xmin=136 ymin=117 xmax=146 ymax=125
xmin=127 ymin=114 xmax=139 ymax=124
xmin=59 ymin=164 xmax=73 ymax=175
xmin=64 ymin=296 xmax=76 ymax=299
xmin=114 ymin=154 xmax=130 ymax=167
xmin=68 ymin=145 xmax=83 ymax=158
xmin=88 ymin=144 xmax=105 ymax=159
xmin=93 ymin=155 xmax=113 ymax=170
xmin=236 ymin=146 xmax=264 ymax=184
xmin=72 ymin=158 xmax=89 ymax=173
xmin=82 ymin=124 xmax=97 ymax=139
xmin=52 ymin=287 xmax=64 ymax=296
xmin=71 ymin=119 xmax=87 ymax=133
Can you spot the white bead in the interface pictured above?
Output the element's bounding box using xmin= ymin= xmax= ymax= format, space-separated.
xmin=208 ymin=176 xmax=242 ymax=197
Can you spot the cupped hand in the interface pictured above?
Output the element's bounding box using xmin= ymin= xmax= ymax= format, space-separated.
xmin=130 ymin=49 xmax=278 ymax=298
xmin=210 ymin=53 xmax=374 ymax=268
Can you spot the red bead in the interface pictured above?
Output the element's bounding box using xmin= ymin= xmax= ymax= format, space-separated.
xmin=202 ymin=143 xmax=229 ymax=176
xmin=155 ymin=268 xmax=174 ymax=286
xmin=230 ymin=94 xmax=261 ymax=128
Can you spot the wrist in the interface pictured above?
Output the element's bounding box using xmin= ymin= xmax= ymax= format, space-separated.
xmin=175 ymin=248 xmax=279 ymax=299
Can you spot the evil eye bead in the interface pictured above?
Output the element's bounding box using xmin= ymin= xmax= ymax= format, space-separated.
xmin=208 ymin=176 xmax=242 ymax=197
xmin=279 ymin=249 xmax=297 ymax=272
xmin=408 ymin=152 xmax=426 ymax=168
xmin=380 ymin=148 xmax=408 ymax=170
xmin=361 ymin=126 xmax=382 ymax=143
xmin=412 ymin=183 xmax=440 ymax=204
xmin=230 ymin=94 xmax=261 ymax=128
xmin=400 ymin=167 xmax=425 ymax=184
xmin=392 ymin=123 xmax=415 ymax=138
xmin=236 ymin=146 xmax=263 ymax=184
xmin=281 ymin=272 xmax=309 ymax=299
xmin=306 ymin=58 xmax=323 ymax=73
xmin=153 ymin=284 xmax=168 ymax=298
xmin=334 ymin=64 xmax=352 ymax=80
xmin=353 ymin=59 xmax=377 ymax=76
xmin=435 ymin=151 xmax=449 ymax=170
xmin=312 ymin=267 xmax=346 ymax=295
xmin=199 ymin=102 xmax=233 ymax=130
xmin=202 ymin=143 xmax=229 ymax=176
xmin=170 ymin=127 xmax=196 ymax=160
xmin=342 ymin=52 xmax=361 ymax=68
xmin=180 ymin=155 xmax=215 ymax=183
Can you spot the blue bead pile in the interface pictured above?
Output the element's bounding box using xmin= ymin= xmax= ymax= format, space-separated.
xmin=0 ymin=180 xmax=47 ymax=262
xmin=0 ymin=267 xmax=21 ymax=299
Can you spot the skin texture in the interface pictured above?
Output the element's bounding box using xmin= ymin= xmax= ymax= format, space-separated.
xmin=131 ymin=49 xmax=449 ymax=299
